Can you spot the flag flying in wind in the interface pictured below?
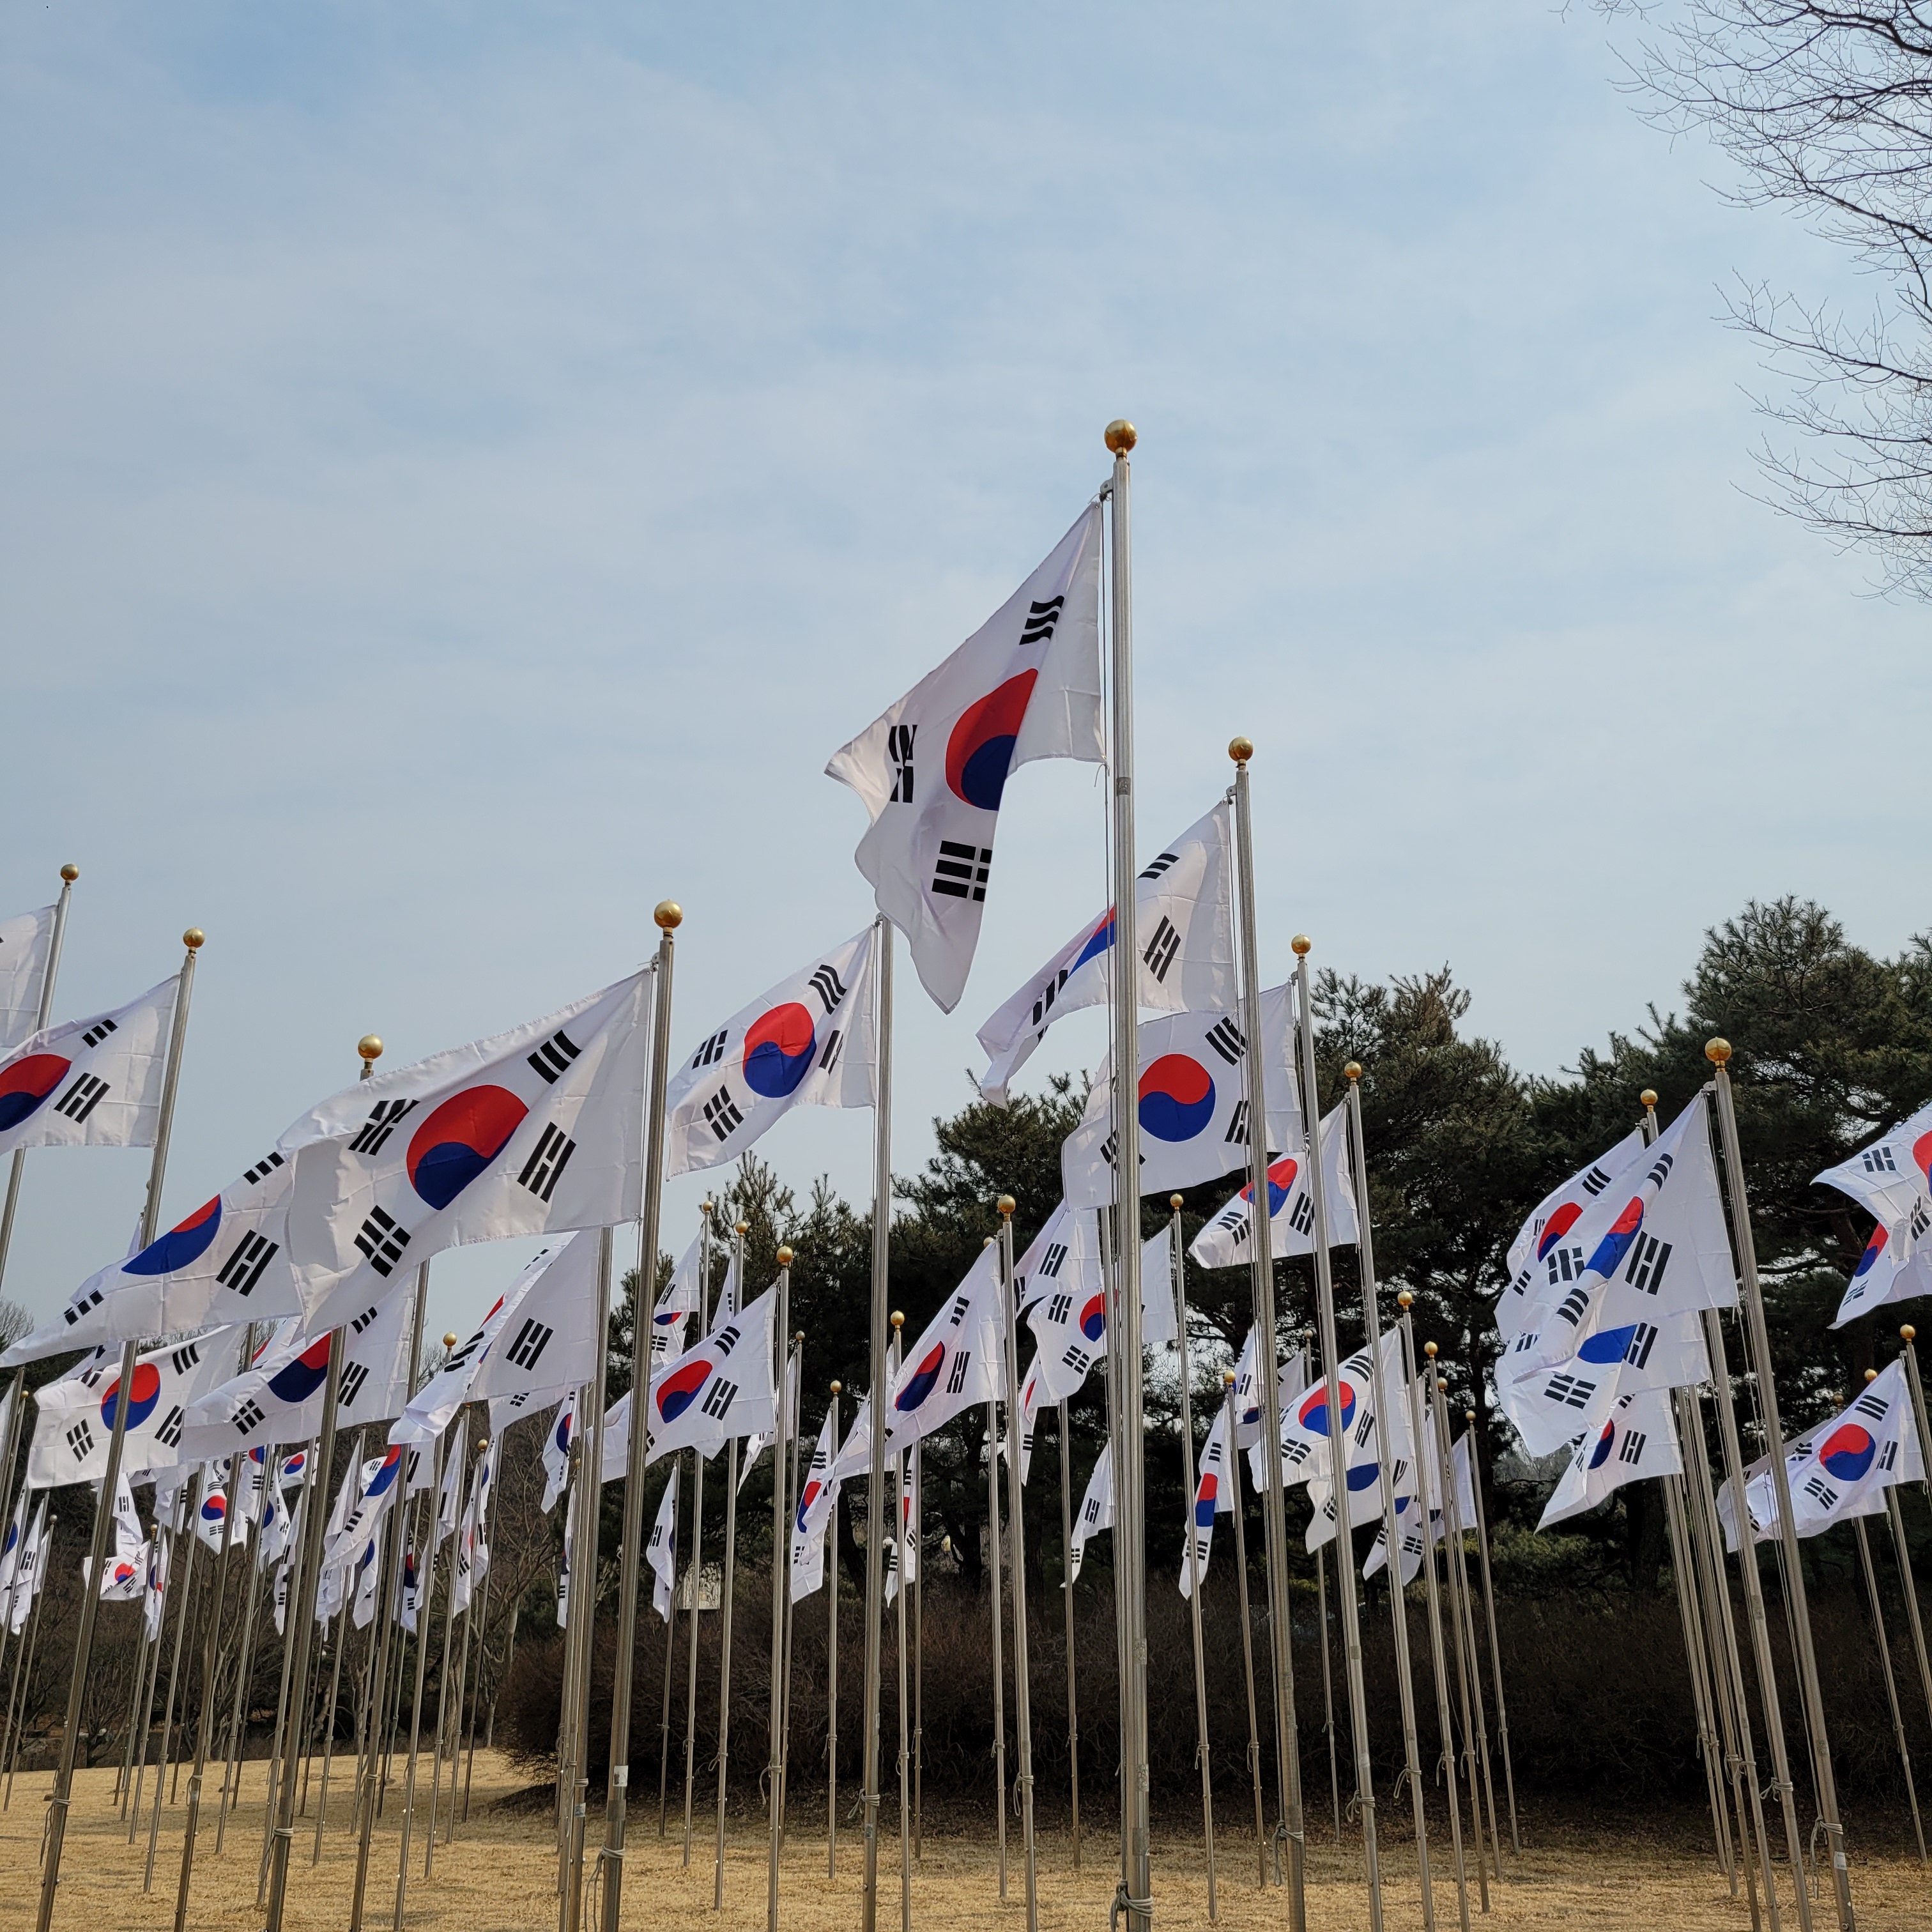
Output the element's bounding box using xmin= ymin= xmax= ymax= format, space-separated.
xmin=791 ymin=1407 xmax=841 ymax=1603
xmin=1493 ymin=1305 xmax=1708 ymax=1460
xmin=826 ymin=506 xmax=1105 ymax=1013
xmin=650 ymin=1225 xmax=708 ymax=1368
xmin=0 ymin=903 xmax=58 ymax=1052
xmin=1497 ymin=1130 xmax=1648 ymax=1340
xmin=0 ymin=976 xmax=178 ymax=1160
xmin=1363 ymin=1425 xmax=1478 ymax=1584
xmin=1061 ymin=984 xmax=1301 ymax=1210
xmin=1305 ymin=1333 xmax=1417 ymax=1552
xmin=89 ymin=1469 xmax=148 ymax=1600
xmin=1538 ymin=1386 xmax=1682 ymax=1530
xmin=1179 ymin=1408 xmax=1234 ymax=1598
xmin=1188 ymin=1102 xmax=1359 ymax=1271
xmin=8 ymin=1503 xmax=47 ymax=1635
xmin=664 ymin=930 xmax=877 ymax=1179
xmin=1244 ymin=1344 xmax=1312 ymax=1491
xmin=285 ymin=969 xmax=654 ymax=1336
xmin=540 ymin=1395 xmax=574 ymax=1514
xmin=643 ymin=1281 xmax=778 ymax=1463
xmin=647 ymin=1475 xmax=677 ymax=1623
xmin=29 ymin=1330 xmax=238 ymax=1487
xmin=974 ymin=801 xmax=1236 ymax=1103
xmin=1070 ymin=1444 xmax=1114 ymax=1583
xmin=1814 ymin=1103 xmax=1932 ymax=1328
xmin=884 ymin=1242 xmax=1005 ymax=1452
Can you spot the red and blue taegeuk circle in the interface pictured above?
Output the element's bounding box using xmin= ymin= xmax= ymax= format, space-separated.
xmin=1913 ymin=1131 xmax=1932 ymax=1186
xmin=1585 ymin=1197 xmax=1645 ymax=1278
xmin=897 ymin=1344 xmax=945 ymax=1413
xmin=1193 ymin=1471 xmax=1218 ymax=1528
xmin=1137 ymin=1054 xmax=1216 ymax=1143
xmin=112 ymin=1561 xmax=138 ymax=1590
xmin=125 ymin=1197 xmax=222 ymax=1276
xmin=742 ymin=1002 xmax=817 ymax=1100
xmin=945 ymin=671 xmax=1038 ymax=811
xmin=102 ymin=1361 xmax=162 ymax=1432
xmin=281 ymin=1450 xmax=307 ymax=1482
xmin=1577 ymin=1322 xmax=1637 ymax=1365
xmin=1588 ymin=1420 xmax=1617 ymax=1470
xmin=1239 ymin=1154 xmax=1298 ymax=1218
xmin=200 ymin=1491 xmax=227 ymax=1524
xmin=1536 ymin=1201 xmax=1584 ymax=1262
xmin=1297 ymin=1379 xmax=1356 ymax=1439
xmin=656 ymin=1360 xmax=713 ymax=1425
xmin=268 ymin=1336 xmax=334 ymax=1406
xmin=552 ymin=1407 xmax=574 ymax=1455
xmin=1820 ymin=1423 xmax=1877 ymax=1482
xmin=1346 ymin=1459 xmax=1380 ymax=1492
xmin=406 ymin=1085 xmax=529 ymax=1210
xmin=0 ymin=1054 xmax=70 ymax=1134
xmin=1078 ymin=1293 xmax=1106 ymax=1344
xmin=365 ymin=1447 xmax=403 ymax=1498
xmin=795 ymin=1478 xmax=822 ymax=1535
xmin=1853 ymin=1223 xmax=1888 ymax=1279
xmin=1070 ymin=908 xmax=1116 ymax=974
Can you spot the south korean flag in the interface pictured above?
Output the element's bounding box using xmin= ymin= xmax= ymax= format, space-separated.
xmin=647 ymin=1474 xmax=678 ymax=1623
xmin=0 ymin=975 xmax=178 ymax=1159
xmin=664 ymin=930 xmax=877 ymax=1178
xmin=1189 ymin=1103 xmax=1358 ymax=1271
xmin=28 ymin=1328 xmax=239 ymax=1487
xmin=826 ymin=505 xmax=1104 ymax=1014
xmin=1493 ymin=1306 xmax=1708 ymax=1459
xmin=1496 ymin=1130 xmax=1648 ymax=1345
xmin=644 ymin=1282 xmax=778 ymax=1464
xmin=0 ymin=900 xmax=59 ymax=1052
xmin=540 ymin=1393 xmax=576 ymax=1514
xmin=1276 ymin=1329 xmax=1406 ymax=1489
xmin=1060 ymin=984 xmax=1301 ymax=1210
xmin=1179 ymin=1407 xmax=1234 ymax=1598
xmin=883 ymin=1241 xmax=1006 ymax=1453
xmin=974 ymin=801 xmax=1237 ymax=1104
xmin=1814 ymin=1104 xmax=1932 ymax=1328
xmin=790 ymin=1407 xmax=841 ymax=1603
xmin=88 ymin=1469 xmax=148 ymax=1602
xmin=287 ymin=968 xmax=654 ymax=1335
xmin=1069 ymin=1443 xmax=1113 ymax=1583
xmin=650 ymin=1226 xmax=707 ymax=1368
xmin=1756 ymin=1358 xmax=1927 ymax=1542
xmin=1538 ymin=1385 xmax=1682 ymax=1530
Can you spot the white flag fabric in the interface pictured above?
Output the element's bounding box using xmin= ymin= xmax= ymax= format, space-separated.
xmin=791 ymin=1407 xmax=841 ymax=1603
xmin=1245 ymin=1346 xmax=1312 ymax=1491
xmin=1494 ymin=1307 xmax=1709 ymax=1459
xmin=0 ymin=1488 xmax=25 ymax=1598
xmin=650 ymin=1227 xmax=708 ymax=1368
xmin=884 ymin=1243 xmax=1005 ymax=1452
xmin=601 ymin=1392 xmax=632 ymax=1483
xmin=1013 ymin=1356 xmax=1043 ymax=1484
xmin=739 ymin=1353 xmax=802 ymax=1491
xmin=351 ymin=1538 xmax=381 ymax=1629
xmin=1497 ymin=1130 xmax=1648 ymax=1342
xmin=1539 ymin=1386 xmax=1682 ymax=1529
xmin=1070 ymin=1444 xmax=1114 ymax=1583
xmin=826 ymin=506 xmax=1105 ymax=1013
xmin=28 ymin=1330 xmax=238 ymax=1487
xmin=8 ymin=1505 xmax=48 ymax=1634
xmin=324 ymin=1446 xmax=405 ymax=1574
xmin=438 ymin=1423 xmax=469 ymax=1542
xmin=1189 ymin=1103 xmax=1359 ymax=1271
xmin=142 ymin=1529 xmax=171 ymax=1641
xmin=0 ymin=903 xmax=57 ymax=1052
xmin=1814 ymin=1108 xmax=1932 ymax=1327
xmin=0 ymin=975 xmax=176 ymax=1158
xmin=643 ymin=1282 xmax=778 ymax=1463
xmin=540 ymin=1394 xmax=576 ymax=1515
xmin=1139 ymin=1223 xmax=1179 ymax=1351
xmin=89 ymin=1471 xmax=147 ymax=1600
xmin=181 ymin=1293 xmax=415 ymax=1459
xmin=286 ymin=968 xmax=654 ymax=1336
xmin=648 ymin=1475 xmax=678 ymax=1623
xmin=1305 ymin=1340 xmax=1418 ymax=1553
xmin=556 ymin=1529 xmax=571 ymax=1630
xmin=665 ymin=930 xmax=877 ymax=1180
xmin=974 ymin=801 xmax=1237 ymax=1103
xmin=1361 ymin=1423 xmax=1476 ymax=1583
xmin=1061 ymin=985 xmax=1302 ymax=1210
xmin=884 ymin=1482 xmax=919 ymax=1605
xmin=1278 ymin=1330 xmax=1408 ymax=1491
xmin=829 ymin=1395 xmax=873 ymax=1487
xmin=397 ymin=1544 xmax=423 ymax=1633
xmin=194 ymin=1465 xmax=248 ymax=1553
xmin=1179 ymin=1408 xmax=1235 ymax=1598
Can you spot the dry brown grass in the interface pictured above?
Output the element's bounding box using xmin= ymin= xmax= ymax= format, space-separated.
xmin=0 ymin=1751 xmax=1924 ymax=1931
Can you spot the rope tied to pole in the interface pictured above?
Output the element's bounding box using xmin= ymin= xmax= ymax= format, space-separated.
xmin=1108 ymin=1880 xmax=1153 ymax=1931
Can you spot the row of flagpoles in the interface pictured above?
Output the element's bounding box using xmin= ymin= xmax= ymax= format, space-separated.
xmin=0 ymin=419 xmax=1928 ymax=1932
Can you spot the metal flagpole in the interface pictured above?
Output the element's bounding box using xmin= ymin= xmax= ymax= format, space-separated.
xmin=909 ymin=1430 xmax=923 ymax=1863
xmin=825 ymin=1382 xmax=841 ymax=1880
xmin=1341 ymin=1064 xmax=1436 ymax=1922
xmin=122 ymin=1549 xmax=166 ymax=1822
xmin=1101 ymin=419 xmax=1154 ymax=1932
xmin=599 ymin=907 xmax=678 ymax=1926
xmin=459 ymin=1540 xmax=491 ymax=1821
xmin=1221 ymin=1373 xmax=1268 ymax=1887
xmin=0 ymin=1487 xmax=36 ymax=1807
xmin=1459 ymin=1407 xmax=1517 ymax=1857
xmin=1290 ymin=935 xmax=1383 ymax=1930
xmin=711 ymin=1218 xmax=747 ymax=1913
xmin=765 ymin=1251 xmax=795 ymax=1932
xmin=1901 ymin=1325 xmax=1932 ymax=1482
xmin=3 ymin=1515 xmax=53 ymax=1810
xmin=488 ymin=1601 xmax=516 ymax=1752
xmin=782 ymin=1339 xmax=805 ymax=1853
xmin=552 ymin=1427 xmax=586 ymax=1915
xmin=1440 ymin=1400 xmax=1503 ymax=1888
xmin=1853 ymin=1509 xmax=1924 ymax=1862
xmin=0 ymin=865 xmax=77 ymax=1303
xmin=1172 ymin=1197 xmax=1216 ymax=1920
xmin=1396 ymin=1305 xmax=1471 ymax=1932
xmin=214 ymin=1450 xmax=276 ymax=1851
xmin=37 ymin=923 xmax=201 ymax=1932
xmin=144 ymin=1524 xmax=201 ymax=1888
xmin=1885 ymin=1484 xmax=1932 ymax=1744
xmin=1229 ymin=742 xmax=1308 ymax=1919
xmin=861 ymin=912 xmax=894 ymax=1932
xmin=986 ymin=1383 xmax=1008 ymax=1900
xmin=659 ymin=1452 xmax=680 ymax=1839
xmin=681 ymin=1206 xmax=716 ymax=1867
xmin=890 ymin=1322 xmax=910 ymax=1932
xmin=1315 ymin=1546 xmax=1339 ymax=1845
xmin=1707 ymin=1045 xmax=1852 ymax=1931
xmin=1057 ymin=1395 xmax=1080 ymax=1871
xmin=995 ymin=1200 xmax=1039 ymax=1932
xmin=172 ymin=1455 xmax=243 ymax=1931
xmin=393 ymin=1415 xmax=456 ymax=1924
xmin=427 ymin=1418 xmax=470 ymax=1873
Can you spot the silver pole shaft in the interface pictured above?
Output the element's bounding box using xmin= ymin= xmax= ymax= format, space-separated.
xmin=682 ymin=1211 xmax=716 ymax=1866
xmin=1441 ymin=1406 xmax=1503 ymax=1888
xmin=600 ymin=928 xmax=678 ymax=1927
xmin=172 ymin=1457 xmax=242 ymax=1932
xmin=393 ymin=1430 xmax=451 ymax=1924
xmin=427 ymin=1420 xmax=468 ymax=1874
xmin=1291 ymin=942 xmax=1383 ymax=1930
xmin=1426 ymin=1379 xmax=1491 ymax=1912
xmin=214 ymin=1453 xmax=275 ymax=1852
xmin=1853 ymin=1515 xmax=1924 ymax=1862
xmin=783 ymin=1360 xmax=804 ymax=1854
xmin=893 ymin=1334 xmax=910 ymax=1932
xmin=1900 ymin=1336 xmax=1932 ymax=1494
xmin=1885 ymin=1486 xmax=1932 ymax=1749
xmin=1057 ymin=1399 xmax=1079 ymax=1871
xmin=0 ymin=869 xmax=76 ymax=1299
xmin=1461 ymin=1414 xmax=1517 ymax=1857
xmin=1709 ymin=1061 xmax=1851 ymax=1930
xmin=1172 ymin=1204 xmax=1216 ymax=1920
xmin=4 ymin=1531 xmax=53 ymax=1809
xmin=1342 ymin=1073 xmax=1434 ymax=1922
xmin=712 ymin=1432 xmax=740 ymax=1911
xmin=860 ymin=914 xmax=894 ymax=1932
xmin=909 ymin=1436 xmax=921 ymax=1864
xmin=765 ymin=1268 xmax=793 ymax=1932
xmin=146 ymin=1526 xmax=202 ymax=1889
xmin=1315 ymin=1545 xmax=1338 ymax=1845
xmin=826 ymin=1389 xmax=841 ymax=1881
xmin=659 ymin=1457 xmax=680 ymax=1838
xmin=39 ymin=931 xmax=199 ymax=1932
xmin=987 ymin=1393 xmax=1008 ymax=1899
xmin=1220 ymin=1377 xmax=1266 ymax=1889
xmin=1663 ymin=1466 xmax=1735 ymax=1883
xmin=998 ymin=1209 xmax=1039 ymax=1932
xmin=1103 ymin=427 xmax=1153 ymax=1932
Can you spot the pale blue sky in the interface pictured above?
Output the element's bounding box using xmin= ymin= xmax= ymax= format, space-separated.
xmin=2 ymin=6 xmax=1919 ymax=1344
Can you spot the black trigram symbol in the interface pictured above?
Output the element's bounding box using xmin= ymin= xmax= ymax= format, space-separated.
xmin=217 ymin=1232 xmax=279 ymax=1297
xmin=519 ymin=1125 xmax=576 ymax=1203
xmin=1142 ymin=917 xmax=1180 ymax=983
xmin=1045 ymin=1291 xmax=1073 ymax=1326
xmin=1545 ymin=1245 xmax=1584 ymax=1286
xmin=234 ymin=1400 xmax=266 ymax=1436
xmin=808 ymin=963 xmax=848 ymax=1013
xmin=1554 ymin=1286 xmax=1591 ymax=1328
xmin=355 ymin=1207 xmax=411 ymax=1276
xmin=1082 ymin=1495 xmax=1102 ymax=1529
xmin=339 ymin=1361 xmax=371 ymax=1407
xmin=1061 ymin=1344 xmax=1092 ymax=1374
xmin=54 ymin=1073 xmax=109 ymax=1122
xmin=702 ymin=1085 xmax=743 ymax=1142
xmin=713 ymin=1324 xmax=742 ymax=1358
xmin=932 ymin=841 xmax=992 ymax=903
xmin=64 ymin=1288 xmax=104 ymax=1326
xmin=243 ymin=1149 xmax=284 ymax=1186
xmin=503 ymin=1390 xmax=532 ymax=1412
xmin=1802 ymin=1475 xmax=1837 ymax=1510
xmin=1644 ymin=1149 xmax=1675 ymax=1190
xmin=1623 ymin=1235 xmax=1672 ymax=1295
xmin=349 ymin=1099 xmax=417 ymax=1156
xmin=1618 ymin=1430 xmax=1648 ymax=1466
xmin=945 ymin=1293 xmax=972 ymax=1328
xmin=816 ymin=1029 xmax=845 ymax=1075
xmin=168 ymin=1342 xmax=201 ymax=1376
xmin=1879 ymin=1440 xmax=1899 ymax=1472
xmin=349 ymin=1304 xmax=380 ymax=1335
xmin=1580 ymin=1164 xmax=1613 ymax=1197
xmin=1030 ymin=966 xmax=1075 ymax=1031
xmin=692 ymin=1029 xmax=729 ymax=1070
xmin=1544 ymin=1372 xmax=1595 ymax=1411
xmin=1853 ymin=1390 xmax=1889 ymax=1421
xmin=507 ymin=1318 xmax=553 ymax=1370
xmin=66 ymin=1420 xmax=95 ymax=1462
xmin=699 ymin=1379 xmax=738 ymax=1422
xmin=1862 ymin=1144 xmax=1898 ymax=1174
xmin=1353 ymin=1411 xmax=1376 ymax=1449
xmin=527 ymin=1029 xmax=581 ymax=1085
xmin=1038 ymin=1242 xmax=1069 ymax=1279
xmin=155 ymin=1406 xmax=184 ymax=1450
xmin=1913 ymin=1199 xmax=1931 ymax=1243
xmin=1223 ymin=1100 xmax=1250 ymax=1146
xmin=946 ymin=1351 xmax=973 ymax=1396
xmin=1018 ymin=595 xmax=1064 ymax=648
xmin=1138 ymin=848 xmax=1181 ymax=882
xmin=1203 ymin=1018 xmax=1246 ymax=1066
xmin=1624 ymin=1322 xmax=1659 ymax=1370
xmin=888 ymin=723 xmax=916 ymax=804
xmin=1289 ymin=1193 xmax=1314 ymax=1236
xmin=80 ymin=1016 xmax=118 ymax=1048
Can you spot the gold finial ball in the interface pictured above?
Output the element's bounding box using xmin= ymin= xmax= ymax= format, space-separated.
xmin=442 ymin=1331 xmax=459 ymax=1349
xmin=183 ymin=927 xmax=205 ymax=950
xmin=1170 ymin=1193 xmax=1184 ymax=1211
xmin=654 ymin=900 xmax=683 ymax=931
xmin=794 ymin=1329 xmax=804 ymax=1344
xmin=941 ymin=1534 xmax=953 ymax=1552
xmin=1639 ymin=1089 xmax=1658 ymax=1109
xmin=701 ymin=1199 xmax=714 ymax=1216
xmin=1292 ymin=934 xmax=1311 ymax=957
xmin=1436 ymin=1377 xmax=1448 ymax=1393
xmin=1397 ymin=1290 xmax=1413 ymax=1309
xmin=1865 ymin=1368 xmax=1879 ymax=1383
xmin=1903 ymin=1324 xmax=1917 ymax=1343
xmin=891 ymin=1310 xmax=904 ymax=1330
xmin=830 ymin=1379 xmax=842 ymax=1395
xmin=59 ymin=863 xmax=78 ymax=882
xmin=1228 ymin=735 xmax=1254 ymax=765
xmin=983 ymin=1234 xmax=995 ymax=1248
xmin=1344 ymin=1061 xmax=1362 ymax=1082
xmin=1705 ymin=1037 xmax=1732 ymax=1066
xmin=358 ymin=1034 xmax=383 ymax=1062
xmin=735 ymin=1220 xmax=749 ymax=1236
xmin=1424 ymin=1340 xmax=1439 ymax=1358
xmin=1222 ymin=1369 xmax=1236 ymax=1386
xmin=776 ymin=1245 xmax=793 ymax=1267
xmin=1466 ymin=1408 xmax=1476 ymax=1421
xmin=1104 ymin=418 xmax=1137 ymax=455
xmin=997 ymin=1195 xmax=1016 ymax=1218
xmin=476 ymin=1435 xmax=491 ymax=1453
